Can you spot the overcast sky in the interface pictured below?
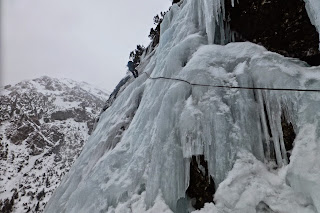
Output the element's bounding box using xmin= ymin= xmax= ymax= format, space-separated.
xmin=1 ymin=0 xmax=172 ymax=92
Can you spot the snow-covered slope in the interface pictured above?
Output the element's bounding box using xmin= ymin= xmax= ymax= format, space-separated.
xmin=0 ymin=76 xmax=108 ymax=212
xmin=45 ymin=0 xmax=320 ymax=213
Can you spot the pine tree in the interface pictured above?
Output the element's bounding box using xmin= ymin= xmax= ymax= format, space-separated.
xmin=148 ymin=11 xmax=167 ymax=48
xmin=35 ymin=202 xmax=40 ymax=212
xmin=46 ymin=177 xmax=50 ymax=188
xmin=129 ymin=45 xmax=145 ymax=67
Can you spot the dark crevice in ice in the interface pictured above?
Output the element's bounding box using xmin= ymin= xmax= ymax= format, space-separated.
xmin=262 ymin=102 xmax=272 ymax=137
xmin=186 ymin=155 xmax=215 ymax=210
xmin=301 ymin=54 xmax=320 ymax=66
xmin=281 ymin=113 xmax=296 ymax=162
xmin=261 ymin=99 xmax=277 ymax=163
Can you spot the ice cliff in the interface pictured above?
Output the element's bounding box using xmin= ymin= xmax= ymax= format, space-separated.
xmin=45 ymin=0 xmax=320 ymax=212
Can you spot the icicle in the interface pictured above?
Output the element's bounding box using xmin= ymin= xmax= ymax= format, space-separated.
xmin=212 ymin=0 xmax=219 ymax=22
xmin=265 ymin=98 xmax=283 ymax=167
xmin=303 ymin=0 xmax=320 ymax=50
xmin=256 ymin=112 xmax=265 ymax=160
xmin=257 ymin=90 xmax=271 ymax=160
xmin=219 ymin=15 xmax=226 ymax=44
xmin=276 ymin=112 xmax=289 ymax=165
xmin=221 ymin=0 xmax=226 ymax=20
xmin=203 ymin=0 xmax=216 ymax=44
xmin=185 ymin=158 xmax=190 ymax=191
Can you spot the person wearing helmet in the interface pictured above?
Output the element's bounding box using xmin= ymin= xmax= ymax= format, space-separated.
xmin=127 ymin=61 xmax=138 ymax=78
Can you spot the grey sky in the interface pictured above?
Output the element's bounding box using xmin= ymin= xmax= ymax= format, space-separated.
xmin=1 ymin=0 xmax=172 ymax=93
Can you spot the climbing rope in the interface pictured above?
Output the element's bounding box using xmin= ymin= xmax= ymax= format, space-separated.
xmin=142 ymin=72 xmax=320 ymax=92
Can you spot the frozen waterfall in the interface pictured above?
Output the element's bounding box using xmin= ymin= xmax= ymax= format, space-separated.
xmin=45 ymin=0 xmax=320 ymax=212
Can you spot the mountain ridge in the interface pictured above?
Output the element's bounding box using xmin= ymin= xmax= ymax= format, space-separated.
xmin=0 ymin=76 xmax=108 ymax=213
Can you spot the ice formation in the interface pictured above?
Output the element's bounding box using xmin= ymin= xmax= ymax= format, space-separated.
xmin=45 ymin=0 xmax=320 ymax=212
xmin=304 ymin=0 xmax=320 ymax=50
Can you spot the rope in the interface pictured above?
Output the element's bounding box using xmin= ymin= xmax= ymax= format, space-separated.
xmin=142 ymin=72 xmax=320 ymax=92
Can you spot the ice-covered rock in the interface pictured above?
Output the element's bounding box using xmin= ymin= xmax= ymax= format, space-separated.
xmin=45 ymin=0 xmax=320 ymax=212
xmin=225 ymin=0 xmax=320 ymax=65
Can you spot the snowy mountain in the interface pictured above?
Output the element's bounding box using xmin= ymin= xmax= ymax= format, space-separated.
xmin=0 ymin=76 xmax=108 ymax=212
xmin=45 ymin=0 xmax=320 ymax=213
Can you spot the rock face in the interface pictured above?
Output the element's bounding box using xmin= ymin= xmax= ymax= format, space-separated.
xmin=225 ymin=0 xmax=320 ymax=66
xmin=0 ymin=76 xmax=108 ymax=213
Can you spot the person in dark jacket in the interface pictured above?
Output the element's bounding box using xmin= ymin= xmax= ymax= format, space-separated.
xmin=127 ymin=61 xmax=138 ymax=78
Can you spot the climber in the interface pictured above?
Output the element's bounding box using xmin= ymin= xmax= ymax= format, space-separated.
xmin=127 ymin=61 xmax=139 ymax=78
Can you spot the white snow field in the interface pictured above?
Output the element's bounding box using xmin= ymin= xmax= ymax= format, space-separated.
xmin=45 ymin=0 xmax=320 ymax=212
